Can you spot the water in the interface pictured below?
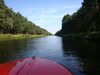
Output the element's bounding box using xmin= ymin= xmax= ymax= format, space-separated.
xmin=0 ymin=36 xmax=100 ymax=75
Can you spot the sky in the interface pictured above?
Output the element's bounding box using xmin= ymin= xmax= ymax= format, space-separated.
xmin=4 ymin=0 xmax=83 ymax=34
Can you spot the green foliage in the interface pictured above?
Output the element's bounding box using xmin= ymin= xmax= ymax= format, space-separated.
xmin=0 ymin=0 xmax=51 ymax=35
xmin=56 ymin=0 xmax=100 ymax=35
xmin=62 ymin=14 xmax=72 ymax=24
xmin=55 ymin=30 xmax=62 ymax=35
xmin=61 ymin=32 xmax=100 ymax=41
xmin=4 ymin=17 xmax=13 ymax=33
xmin=0 ymin=34 xmax=46 ymax=40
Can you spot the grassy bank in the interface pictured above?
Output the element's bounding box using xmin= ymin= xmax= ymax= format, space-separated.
xmin=0 ymin=34 xmax=46 ymax=41
xmin=60 ymin=32 xmax=100 ymax=41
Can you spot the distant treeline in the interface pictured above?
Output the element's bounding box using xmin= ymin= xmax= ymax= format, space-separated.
xmin=56 ymin=0 xmax=100 ymax=35
xmin=0 ymin=0 xmax=51 ymax=35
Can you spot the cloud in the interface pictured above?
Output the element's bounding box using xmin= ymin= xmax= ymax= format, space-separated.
xmin=29 ymin=14 xmax=63 ymax=19
xmin=24 ymin=4 xmax=81 ymax=34
xmin=46 ymin=9 xmax=58 ymax=14
xmin=63 ymin=5 xmax=81 ymax=9
xmin=33 ymin=18 xmax=57 ymax=26
xmin=35 ymin=19 xmax=46 ymax=25
xmin=42 ymin=14 xmax=63 ymax=19
xmin=17 ymin=8 xmax=34 ymax=15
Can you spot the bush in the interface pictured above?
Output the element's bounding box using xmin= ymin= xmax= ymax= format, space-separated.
xmin=61 ymin=32 xmax=100 ymax=41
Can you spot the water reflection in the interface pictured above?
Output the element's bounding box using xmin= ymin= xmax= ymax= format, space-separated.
xmin=62 ymin=38 xmax=84 ymax=75
xmin=0 ymin=39 xmax=28 ymax=63
xmin=62 ymin=37 xmax=100 ymax=75
xmin=0 ymin=36 xmax=100 ymax=75
xmin=0 ymin=36 xmax=64 ymax=64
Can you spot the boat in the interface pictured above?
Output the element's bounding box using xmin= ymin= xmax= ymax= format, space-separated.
xmin=0 ymin=56 xmax=73 ymax=75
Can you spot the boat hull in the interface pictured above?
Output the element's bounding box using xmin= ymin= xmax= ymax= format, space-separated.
xmin=0 ymin=57 xmax=73 ymax=75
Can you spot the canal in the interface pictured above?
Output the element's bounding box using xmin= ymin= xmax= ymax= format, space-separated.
xmin=0 ymin=36 xmax=100 ymax=75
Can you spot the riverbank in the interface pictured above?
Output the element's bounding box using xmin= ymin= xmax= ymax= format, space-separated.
xmin=0 ymin=34 xmax=46 ymax=41
xmin=60 ymin=32 xmax=100 ymax=41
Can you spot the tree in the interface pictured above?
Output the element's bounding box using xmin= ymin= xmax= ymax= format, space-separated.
xmin=0 ymin=0 xmax=4 ymax=7
xmin=62 ymin=14 xmax=74 ymax=34
xmin=0 ymin=0 xmax=51 ymax=35
xmin=0 ymin=0 xmax=5 ymax=33
xmin=4 ymin=17 xmax=13 ymax=33
xmin=56 ymin=0 xmax=100 ymax=35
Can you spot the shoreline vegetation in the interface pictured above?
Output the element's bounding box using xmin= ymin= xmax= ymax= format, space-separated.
xmin=55 ymin=0 xmax=100 ymax=42
xmin=0 ymin=0 xmax=52 ymax=36
xmin=0 ymin=34 xmax=47 ymax=41
xmin=58 ymin=32 xmax=100 ymax=41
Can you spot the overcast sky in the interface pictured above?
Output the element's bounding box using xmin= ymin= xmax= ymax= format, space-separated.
xmin=5 ymin=0 xmax=83 ymax=34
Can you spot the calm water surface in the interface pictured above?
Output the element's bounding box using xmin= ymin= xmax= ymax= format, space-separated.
xmin=0 ymin=36 xmax=100 ymax=75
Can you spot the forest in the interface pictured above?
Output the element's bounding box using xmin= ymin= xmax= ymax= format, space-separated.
xmin=0 ymin=0 xmax=51 ymax=35
xmin=56 ymin=0 xmax=100 ymax=35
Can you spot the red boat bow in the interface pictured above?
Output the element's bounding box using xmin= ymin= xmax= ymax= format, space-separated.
xmin=0 ymin=57 xmax=73 ymax=75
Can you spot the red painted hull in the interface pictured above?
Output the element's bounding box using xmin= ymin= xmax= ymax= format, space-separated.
xmin=0 ymin=57 xmax=73 ymax=75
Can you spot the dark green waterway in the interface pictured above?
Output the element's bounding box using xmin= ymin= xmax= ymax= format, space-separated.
xmin=0 ymin=36 xmax=100 ymax=75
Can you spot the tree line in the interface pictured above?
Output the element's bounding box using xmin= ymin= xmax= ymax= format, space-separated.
xmin=0 ymin=0 xmax=51 ymax=35
xmin=56 ymin=0 xmax=100 ymax=35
